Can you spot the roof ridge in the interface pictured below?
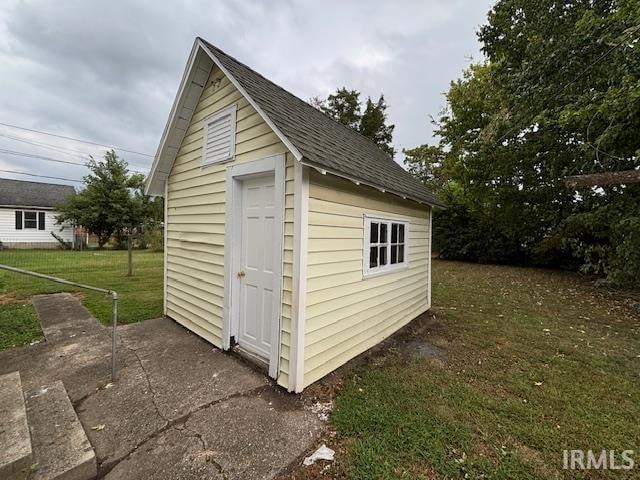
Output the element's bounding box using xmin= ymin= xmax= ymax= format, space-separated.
xmin=192 ymin=37 xmax=442 ymax=206
xmin=199 ymin=38 xmax=398 ymax=161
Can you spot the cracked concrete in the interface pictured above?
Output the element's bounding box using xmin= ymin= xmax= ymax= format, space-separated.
xmin=0 ymin=294 xmax=323 ymax=480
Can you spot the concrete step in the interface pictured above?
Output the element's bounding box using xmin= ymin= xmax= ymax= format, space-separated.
xmin=25 ymin=382 xmax=96 ymax=480
xmin=0 ymin=371 xmax=33 ymax=479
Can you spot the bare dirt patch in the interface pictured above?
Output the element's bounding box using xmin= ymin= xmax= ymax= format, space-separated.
xmin=0 ymin=292 xmax=22 ymax=305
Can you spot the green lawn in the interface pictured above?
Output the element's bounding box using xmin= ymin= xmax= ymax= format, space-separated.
xmin=0 ymin=302 xmax=43 ymax=350
xmin=327 ymin=260 xmax=640 ymax=479
xmin=0 ymin=249 xmax=163 ymax=349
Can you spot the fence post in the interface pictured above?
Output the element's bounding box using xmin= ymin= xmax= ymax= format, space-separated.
xmin=127 ymin=233 xmax=132 ymax=276
xmin=111 ymin=291 xmax=118 ymax=382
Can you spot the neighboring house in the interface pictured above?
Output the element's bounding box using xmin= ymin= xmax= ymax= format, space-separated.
xmin=0 ymin=178 xmax=75 ymax=248
xmin=145 ymin=37 xmax=443 ymax=392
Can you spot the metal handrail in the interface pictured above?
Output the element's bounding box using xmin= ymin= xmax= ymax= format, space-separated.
xmin=0 ymin=264 xmax=118 ymax=382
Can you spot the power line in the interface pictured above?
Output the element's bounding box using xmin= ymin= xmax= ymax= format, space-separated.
xmin=0 ymin=149 xmax=87 ymax=167
xmin=0 ymin=121 xmax=154 ymax=157
xmin=0 ymin=132 xmax=93 ymax=159
xmin=0 ymin=147 xmax=150 ymax=173
xmin=0 ymin=168 xmax=83 ymax=183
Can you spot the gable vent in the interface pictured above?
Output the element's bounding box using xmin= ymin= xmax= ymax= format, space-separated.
xmin=203 ymin=104 xmax=237 ymax=165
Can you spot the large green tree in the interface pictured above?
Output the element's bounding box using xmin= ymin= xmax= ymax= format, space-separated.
xmin=407 ymin=0 xmax=640 ymax=286
xmin=56 ymin=150 xmax=161 ymax=248
xmin=313 ymin=88 xmax=395 ymax=155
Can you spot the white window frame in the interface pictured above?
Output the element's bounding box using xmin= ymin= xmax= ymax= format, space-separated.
xmin=202 ymin=104 xmax=237 ymax=166
xmin=363 ymin=214 xmax=409 ymax=278
xmin=22 ymin=210 xmax=39 ymax=229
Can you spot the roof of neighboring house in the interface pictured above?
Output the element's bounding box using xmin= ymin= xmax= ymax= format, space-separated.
xmin=0 ymin=178 xmax=75 ymax=208
xmin=147 ymin=38 xmax=443 ymax=206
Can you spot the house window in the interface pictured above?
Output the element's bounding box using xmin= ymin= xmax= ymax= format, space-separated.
xmin=364 ymin=216 xmax=408 ymax=277
xmin=202 ymin=104 xmax=237 ymax=166
xmin=23 ymin=211 xmax=37 ymax=229
xmin=15 ymin=211 xmax=45 ymax=230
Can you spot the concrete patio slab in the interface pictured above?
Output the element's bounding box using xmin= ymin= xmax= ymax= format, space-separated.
xmin=120 ymin=318 xmax=268 ymax=420
xmin=103 ymin=427 xmax=225 ymax=480
xmin=0 ymin=294 xmax=323 ymax=479
xmin=105 ymin=388 xmax=322 ymax=480
xmin=186 ymin=389 xmax=323 ymax=480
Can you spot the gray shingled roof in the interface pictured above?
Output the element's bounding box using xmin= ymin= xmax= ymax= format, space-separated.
xmin=0 ymin=178 xmax=75 ymax=208
xmin=200 ymin=39 xmax=443 ymax=206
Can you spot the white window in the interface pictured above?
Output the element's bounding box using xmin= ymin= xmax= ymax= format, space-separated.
xmin=363 ymin=215 xmax=408 ymax=277
xmin=23 ymin=211 xmax=37 ymax=229
xmin=202 ymin=104 xmax=237 ymax=165
xmin=15 ymin=210 xmax=45 ymax=230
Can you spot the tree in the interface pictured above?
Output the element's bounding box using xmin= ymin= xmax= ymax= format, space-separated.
xmin=320 ymin=88 xmax=361 ymax=130
xmin=403 ymin=144 xmax=447 ymax=192
xmin=406 ymin=0 xmax=640 ymax=286
xmin=56 ymin=150 xmax=160 ymax=248
xmin=313 ymin=88 xmax=396 ymax=155
xmin=360 ymin=96 xmax=395 ymax=156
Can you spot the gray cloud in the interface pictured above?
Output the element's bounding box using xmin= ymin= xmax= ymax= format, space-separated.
xmin=0 ymin=0 xmax=492 ymax=186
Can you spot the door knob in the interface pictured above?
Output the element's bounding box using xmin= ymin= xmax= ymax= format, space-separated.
xmin=237 ymin=270 xmax=246 ymax=277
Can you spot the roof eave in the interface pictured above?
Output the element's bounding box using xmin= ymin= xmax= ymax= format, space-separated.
xmin=145 ymin=40 xmax=214 ymax=196
xmin=300 ymin=160 xmax=444 ymax=208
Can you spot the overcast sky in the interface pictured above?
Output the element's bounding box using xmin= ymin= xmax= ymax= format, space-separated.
xmin=0 ymin=0 xmax=493 ymax=187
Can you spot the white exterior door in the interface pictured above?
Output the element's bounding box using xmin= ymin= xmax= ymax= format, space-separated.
xmin=237 ymin=174 xmax=276 ymax=360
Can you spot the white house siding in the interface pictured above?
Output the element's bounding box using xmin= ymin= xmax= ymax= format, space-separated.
xmin=165 ymin=65 xmax=293 ymax=388
xmin=303 ymin=171 xmax=432 ymax=387
xmin=0 ymin=207 xmax=73 ymax=247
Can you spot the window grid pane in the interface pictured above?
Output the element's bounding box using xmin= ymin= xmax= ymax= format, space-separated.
xmin=380 ymin=223 xmax=388 ymax=244
xmin=369 ymin=246 xmax=378 ymax=268
xmin=370 ymin=222 xmax=379 ymax=243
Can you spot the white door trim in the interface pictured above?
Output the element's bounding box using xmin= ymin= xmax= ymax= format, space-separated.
xmin=223 ymin=154 xmax=285 ymax=379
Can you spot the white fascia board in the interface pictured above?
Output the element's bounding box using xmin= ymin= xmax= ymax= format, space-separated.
xmin=145 ymin=40 xmax=210 ymax=196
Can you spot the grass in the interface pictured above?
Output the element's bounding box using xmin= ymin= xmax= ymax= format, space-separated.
xmin=0 ymin=301 xmax=43 ymax=350
xmin=0 ymin=249 xmax=163 ymax=349
xmin=326 ymin=260 xmax=640 ymax=479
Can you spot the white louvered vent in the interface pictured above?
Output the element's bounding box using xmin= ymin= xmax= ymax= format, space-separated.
xmin=203 ymin=104 xmax=237 ymax=165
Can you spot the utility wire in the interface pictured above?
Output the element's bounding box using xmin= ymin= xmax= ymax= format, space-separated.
xmin=0 ymin=121 xmax=154 ymax=157
xmin=0 ymin=168 xmax=83 ymax=183
xmin=0 ymin=147 xmax=150 ymax=173
xmin=0 ymin=149 xmax=85 ymax=167
xmin=0 ymin=132 xmax=94 ymax=158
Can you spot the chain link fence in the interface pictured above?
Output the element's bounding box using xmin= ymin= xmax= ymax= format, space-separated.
xmin=0 ymin=229 xmax=164 ymax=356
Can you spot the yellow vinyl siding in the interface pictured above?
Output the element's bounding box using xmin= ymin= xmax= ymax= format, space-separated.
xmin=303 ymin=170 xmax=431 ymax=387
xmin=165 ymin=65 xmax=293 ymax=388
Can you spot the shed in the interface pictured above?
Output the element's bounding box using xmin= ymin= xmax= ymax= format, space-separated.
xmin=145 ymin=37 xmax=442 ymax=392
xmin=0 ymin=178 xmax=75 ymax=248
